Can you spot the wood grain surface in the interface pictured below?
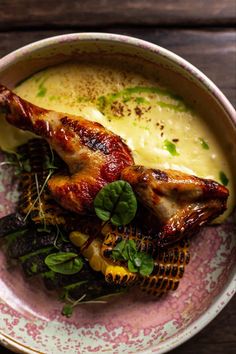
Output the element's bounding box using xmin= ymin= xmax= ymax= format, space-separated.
xmin=0 ymin=1 xmax=235 ymax=353
xmin=0 ymin=0 xmax=236 ymax=29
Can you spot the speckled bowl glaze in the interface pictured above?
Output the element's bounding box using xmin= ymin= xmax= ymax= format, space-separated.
xmin=0 ymin=33 xmax=235 ymax=354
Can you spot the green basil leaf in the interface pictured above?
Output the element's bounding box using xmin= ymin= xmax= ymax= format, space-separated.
xmin=45 ymin=252 xmax=83 ymax=275
xmin=139 ymin=253 xmax=154 ymax=277
xmin=128 ymin=259 xmax=138 ymax=273
xmin=94 ymin=180 xmax=137 ymax=226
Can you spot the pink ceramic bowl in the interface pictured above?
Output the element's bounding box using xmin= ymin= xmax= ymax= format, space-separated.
xmin=0 ymin=33 xmax=235 ymax=354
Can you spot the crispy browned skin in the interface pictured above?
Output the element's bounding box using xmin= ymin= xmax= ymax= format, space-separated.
xmin=0 ymin=84 xmax=134 ymax=213
xmin=0 ymin=84 xmax=229 ymax=246
xmin=121 ymin=166 xmax=229 ymax=247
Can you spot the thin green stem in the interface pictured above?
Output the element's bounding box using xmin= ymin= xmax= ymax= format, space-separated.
xmin=23 ymin=170 xmax=53 ymax=222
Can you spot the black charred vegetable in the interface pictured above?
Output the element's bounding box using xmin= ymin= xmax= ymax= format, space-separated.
xmin=0 ymin=137 xmax=192 ymax=310
xmin=0 ymin=212 xmax=28 ymax=238
xmin=17 ymin=139 xmax=71 ymax=226
xmin=43 ymin=261 xmax=100 ymax=290
xmin=21 ymin=250 xmax=52 ymax=276
xmin=0 ymin=138 xmax=131 ymax=307
xmin=64 ymin=280 xmax=122 ymax=302
xmin=139 ymin=238 xmax=190 ymax=295
xmin=101 ymin=222 xmax=159 ymax=259
xmin=7 ymin=228 xmax=58 ymax=258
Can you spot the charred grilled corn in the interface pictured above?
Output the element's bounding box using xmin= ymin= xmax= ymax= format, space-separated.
xmin=101 ymin=222 xmax=158 ymax=258
xmin=70 ymin=231 xmax=138 ymax=286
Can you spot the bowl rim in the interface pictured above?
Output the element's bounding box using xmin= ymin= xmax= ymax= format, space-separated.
xmin=0 ymin=32 xmax=235 ymax=354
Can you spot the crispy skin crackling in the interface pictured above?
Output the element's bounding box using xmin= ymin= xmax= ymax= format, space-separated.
xmin=0 ymin=84 xmax=134 ymax=214
xmin=121 ymin=166 xmax=229 ymax=247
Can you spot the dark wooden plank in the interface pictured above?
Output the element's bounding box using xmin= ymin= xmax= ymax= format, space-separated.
xmin=0 ymin=0 xmax=236 ymax=30
xmin=0 ymin=29 xmax=235 ymax=106
xmin=172 ymin=296 xmax=236 ymax=354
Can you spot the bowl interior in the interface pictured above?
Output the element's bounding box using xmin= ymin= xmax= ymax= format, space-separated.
xmin=0 ymin=34 xmax=235 ymax=354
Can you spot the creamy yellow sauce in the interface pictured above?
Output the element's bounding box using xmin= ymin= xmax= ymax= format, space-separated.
xmin=0 ymin=62 xmax=234 ymax=220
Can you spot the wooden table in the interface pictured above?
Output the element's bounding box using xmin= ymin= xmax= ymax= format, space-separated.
xmin=0 ymin=1 xmax=235 ymax=353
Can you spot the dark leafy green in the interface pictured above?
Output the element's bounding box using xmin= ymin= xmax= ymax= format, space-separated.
xmin=61 ymin=304 xmax=73 ymax=317
xmin=94 ymin=180 xmax=137 ymax=226
xmin=45 ymin=252 xmax=83 ymax=275
xmin=138 ymin=253 xmax=155 ymax=277
xmin=219 ymin=171 xmax=229 ymax=186
xmin=112 ymin=240 xmax=154 ymax=277
xmin=199 ymin=137 xmax=209 ymax=150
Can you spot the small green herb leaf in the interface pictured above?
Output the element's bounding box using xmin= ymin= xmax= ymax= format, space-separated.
xmin=163 ymin=139 xmax=179 ymax=156
xmin=61 ymin=304 xmax=73 ymax=318
xmin=112 ymin=240 xmax=154 ymax=277
xmin=128 ymin=259 xmax=139 ymax=273
xmin=97 ymin=95 xmax=106 ymax=112
xmin=112 ymin=240 xmax=127 ymax=260
xmin=94 ymin=180 xmax=137 ymax=226
xmin=139 ymin=253 xmax=154 ymax=277
xmin=219 ymin=171 xmax=229 ymax=186
xmin=123 ymin=240 xmax=137 ymax=261
xmin=37 ymin=86 xmax=47 ymax=97
xmin=112 ymin=240 xmax=137 ymax=261
xmin=135 ymin=97 xmax=147 ymax=104
xmin=133 ymin=254 xmax=142 ymax=267
xmin=199 ymin=138 xmax=209 ymax=150
xmin=45 ymin=252 xmax=83 ymax=275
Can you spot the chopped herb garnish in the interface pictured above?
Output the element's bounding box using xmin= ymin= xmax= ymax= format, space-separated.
xmin=163 ymin=139 xmax=179 ymax=156
xmin=77 ymin=96 xmax=90 ymax=103
xmin=94 ymin=180 xmax=137 ymax=226
xmin=135 ymin=97 xmax=147 ymax=104
xmin=97 ymin=86 xmax=186 ymax=114
xmin=123 ymin=96 xmax=131 ymax=103
xmin=37 ymin=86 xmax=47 ymax=97
xmin=157 ymin=101 xmax=187 ymax=112
xmin=112 ymin=240 xmax=154 ymax=277
xmin=97 ymin=95 xmax=106 ymax=111
xmin=36 ymin=77 xmax=48 ymax=98
xmin=199 ymin=138 xmax=209 ymax=150
xmin=219 ymin=171 xmax=229 ymax=186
